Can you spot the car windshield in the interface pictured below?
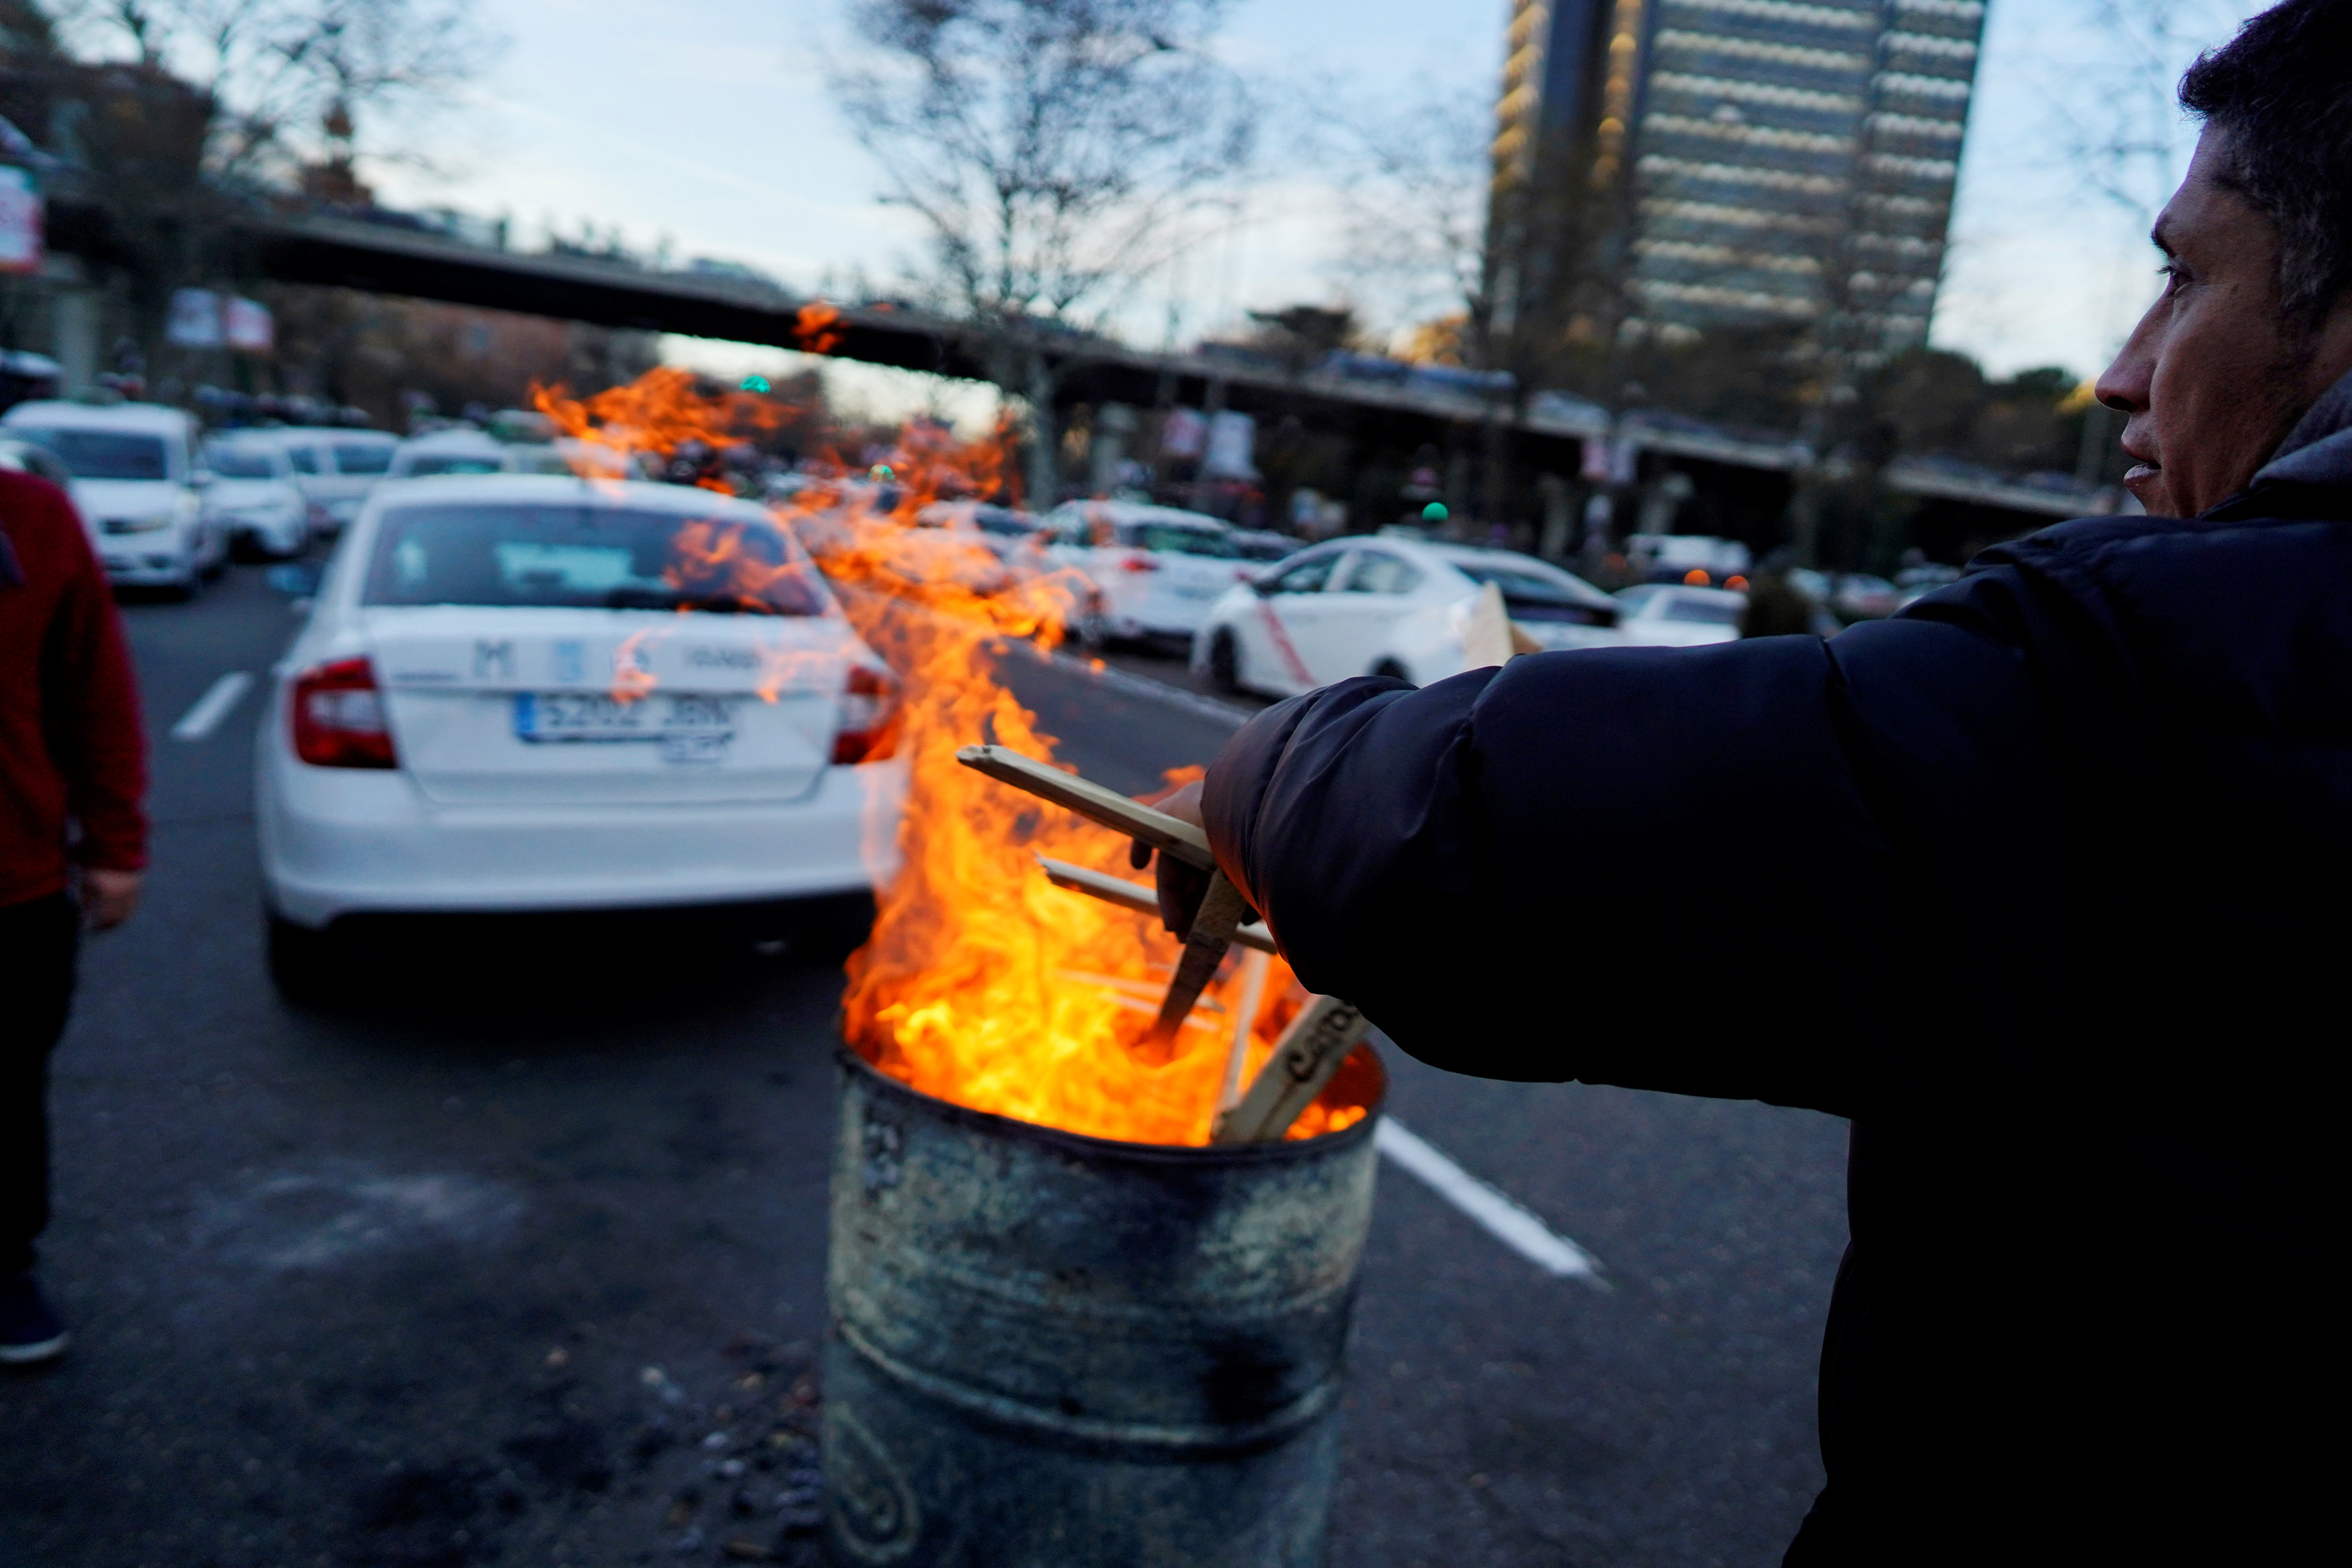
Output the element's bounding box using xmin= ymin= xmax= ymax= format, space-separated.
xmin=1667 ymin=593 xmax=1743 ymax=625
xmin=1453 ymin=561 xmax=1599 ymax=608
xmin=17 ymin=427 xmax=171 ymax=480
xmin=405 ymin=453 xmax=505 ymax=477
xmin=364 ymin=503 xmax=830 ymax=615
xmin=974 ymin=507 xmax=1033 ymax=538
xmin=333 ymin=442 xmax=394 ymax=475
xmin=1343 ymin=553 xmax=1422 ymax=594
xmin=206 ymin=446 xmax=280 ymax=479
xmin=1118 ymin=521 xmax=1235 ymax=557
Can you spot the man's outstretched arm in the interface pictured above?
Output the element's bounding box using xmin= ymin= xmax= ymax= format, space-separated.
xmin=1181 ymin=604 xmax=2053 ymax=1119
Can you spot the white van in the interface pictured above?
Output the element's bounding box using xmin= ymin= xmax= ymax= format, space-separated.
xmin=1 ymin=400 xmax=224 ymax=593
xmin=265 ymin=427 xmax=398 ymax=535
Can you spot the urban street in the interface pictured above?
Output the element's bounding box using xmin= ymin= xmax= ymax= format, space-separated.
xmin=2 ymin=566 xmax=1849 ymax=1568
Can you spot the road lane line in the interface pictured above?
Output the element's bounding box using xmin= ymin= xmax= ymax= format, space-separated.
xmin=170 ymin=672 xmax=253 ymax=742
xmin=1377 ymin=1117 xmax=1607 ymax=1284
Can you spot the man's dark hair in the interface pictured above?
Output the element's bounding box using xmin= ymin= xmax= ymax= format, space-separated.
xmin=2179 ymin=0 xmax=2352 ymax=334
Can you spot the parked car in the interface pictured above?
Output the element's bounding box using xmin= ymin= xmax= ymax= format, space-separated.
xmin=255 ymin=475 xmax=909 ymax=997
xmin=263 ymin=427 xmax=398 ymax=535
xmin=1191 ymin=537 xmax=1620 ymax=698
xmin=1 ymin=399 xmax=225 ymax=593
xmin=503 ymin=438 xmax=642 ymax=480
xmin=1613 ymin=583 xmax=1748 ymax=647
xmin=202 ymin=437 xmax=310 ymax=559
xmin=387 ymin=428 xmax=513 ymax=479
xmin=1831 ymin=574 xmax=1900 ymax=621
xmin=1628 ymin=532 xmax=1752 ymax=586
xmin=1038 ymin=500 xmax=1257 ymax=644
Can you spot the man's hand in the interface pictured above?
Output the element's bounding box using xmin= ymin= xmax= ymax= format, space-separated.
xmin=1130 ymin=781 xmax=1212 ymax=937
xmin=81 ymin=868 xmax=142 ymax=930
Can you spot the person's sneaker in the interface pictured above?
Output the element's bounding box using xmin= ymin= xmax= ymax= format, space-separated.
xmin=0 ymin=1273 xmax=69 ymax=1364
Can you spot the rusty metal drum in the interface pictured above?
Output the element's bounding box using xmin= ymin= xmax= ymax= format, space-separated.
xmin=822 ymin=1041 xmax=1386 ymax=1567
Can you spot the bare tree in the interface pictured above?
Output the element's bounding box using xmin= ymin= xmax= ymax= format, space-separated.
xmin=1322 ymin=85 xmax=1491 ymax=347
xmin=50 ymin=0 xmax=491 ymax=183
xmin=19 ymin=0 xmax=491 ymax=380
xmin=2042 ymin=0 xmax=2255 ymax=232
xmin=1320 ymin=79 xmax=1636 ymax=541
xmin=834 ymin=0 xmax=1255 ymax=503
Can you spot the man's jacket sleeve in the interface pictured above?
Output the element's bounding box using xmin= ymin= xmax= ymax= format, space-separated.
xmin=1199 ymin=603 xmax=2052 ymax=1118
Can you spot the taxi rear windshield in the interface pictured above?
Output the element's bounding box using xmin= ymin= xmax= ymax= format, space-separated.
xmin=1116 ymin=521 xmax=1236 ymax=557
xmin=364 ymin=503 xmax=829 ymax=616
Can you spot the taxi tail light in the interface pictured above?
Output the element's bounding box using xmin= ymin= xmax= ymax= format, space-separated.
xmin=291 ymin=657 xmax=398 ymax=769
xmin=1120 ymin=554 xmax=1159 ymax=573
xmin=833 ymin=664 xmax=901 ymax=765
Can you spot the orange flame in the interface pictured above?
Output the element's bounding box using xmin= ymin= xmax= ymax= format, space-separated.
xmin=532 ymin=367 xmax=790 ymax=486
xmin=793 ymin=302 xmax=846 ymax=355
xmin=548 ymin=368 xmax=1371 ymax=1145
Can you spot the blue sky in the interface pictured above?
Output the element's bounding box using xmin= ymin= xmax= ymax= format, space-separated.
xmin=352 ymin=0 xmax=2263 ymax=407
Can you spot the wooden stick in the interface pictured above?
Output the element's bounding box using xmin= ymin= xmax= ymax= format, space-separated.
xmin=956 ymin=745 xmax=1215 ymax=869
xmin=1210 ymin=995 xmax=1373 ymax=1145
xmin=1035 ymin=857 xmax=1277 ymax=955
xmin=1218 ymin=946 xmax=1270 ymax=1116
xmin=1146 ymin=871 xmax=1249 ymax=1048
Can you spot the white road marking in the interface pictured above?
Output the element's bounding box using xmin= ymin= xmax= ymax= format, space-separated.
xmin=1377 ymin=1117 xmax=1606 ymax=1284
xmin=170 ymin=672 xmax=253 ymax=742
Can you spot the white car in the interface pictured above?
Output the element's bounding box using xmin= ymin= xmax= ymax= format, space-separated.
xmin=1191 ymin=537 xmax=1623 ymax=697
xmin=1 ymin=400 xmax=225 ymax=593
xmin=255 ymin=475 xmax=908 ymax=993
xmin=202 ymin=437 xmax=310 ymax=559
xmin=1613 ymin=583 xmax=1748 ymax=647
xmin=1038 ymin=500 xmax=1259 ymax=644
xmin=387 ymin=428 xmax=513 ymax=479
xmin=264 ymin=427 xmax=398 ymax=535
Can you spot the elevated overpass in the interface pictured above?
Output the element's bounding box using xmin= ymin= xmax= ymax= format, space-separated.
xmin=239 ymin=214 xmax=1784 ymax=466
xmin=239 ymin=214 xmax=2104 ymax=551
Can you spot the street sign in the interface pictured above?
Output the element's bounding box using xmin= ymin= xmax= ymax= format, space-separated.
xmin=0 ymin=167 xmax=41 ymax=275
xmin=168 ymin=288 xmax=223 ymax=347
xmin=223 ymin=296 xmax=274 ymax=353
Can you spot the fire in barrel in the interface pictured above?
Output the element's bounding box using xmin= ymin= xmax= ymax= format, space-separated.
xmin=806 ymin=467 xmax=1382 ymax=1563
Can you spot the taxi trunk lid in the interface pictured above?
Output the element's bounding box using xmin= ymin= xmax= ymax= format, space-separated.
xmin=364 ymin=607 xmax=858 ymax=805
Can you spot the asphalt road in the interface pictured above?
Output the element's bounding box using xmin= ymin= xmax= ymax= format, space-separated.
xmin=1 ymin=564 xmax=1848 ymax=1567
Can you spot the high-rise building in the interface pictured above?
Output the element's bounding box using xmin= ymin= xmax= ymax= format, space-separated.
xmin=1490 ymin=0 xmax=1987 ymax=360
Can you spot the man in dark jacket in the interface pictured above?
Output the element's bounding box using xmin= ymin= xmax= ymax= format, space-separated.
xmin=0 ymin=464 xmax=148 ymax=1364
xmin=1150 ymin=3 xmax=2350 ymax=1558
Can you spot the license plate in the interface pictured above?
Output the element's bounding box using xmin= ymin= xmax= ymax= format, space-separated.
xmin=515 ymin=692 xmax=739 ymax=744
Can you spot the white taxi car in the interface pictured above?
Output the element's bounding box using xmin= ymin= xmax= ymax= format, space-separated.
xmin=1191 ymin=537 xmax=1622 ymax=697
xmin=1613 ymin=583 xmax=1748 ymax=647
xmin=202 ymin=437 xmax=310 ymax=558
xmin=266 ymin=427 xmax=398 ymax=536
xmin=2 ymin=400 xmax=226 ymax=592
xmin=1038 ymin=500 xmax=1259 ymax=645
xmin=256 ymin=475 xmax=907 ymax=992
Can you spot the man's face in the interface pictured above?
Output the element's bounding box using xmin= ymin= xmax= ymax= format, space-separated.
xmin=2096 ymin=128 xmax=2352 ymax=517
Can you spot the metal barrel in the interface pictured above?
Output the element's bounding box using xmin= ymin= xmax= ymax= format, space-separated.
xmin=823 ymin=1041 xmax=1386 ymax=1567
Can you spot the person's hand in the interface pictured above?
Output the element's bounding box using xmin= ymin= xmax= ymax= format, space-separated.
xmin=1152 ymin=779 xmax=1205 ymax=830
xmin=81 ymin=868 xmax=142 ymax=931
xmin=1130 ymin=781 xmax=1212 ymax=937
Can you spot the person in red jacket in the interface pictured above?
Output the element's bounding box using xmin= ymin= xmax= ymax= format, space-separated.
xmin=0 ymin=464 xmax=148 ymax=1364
